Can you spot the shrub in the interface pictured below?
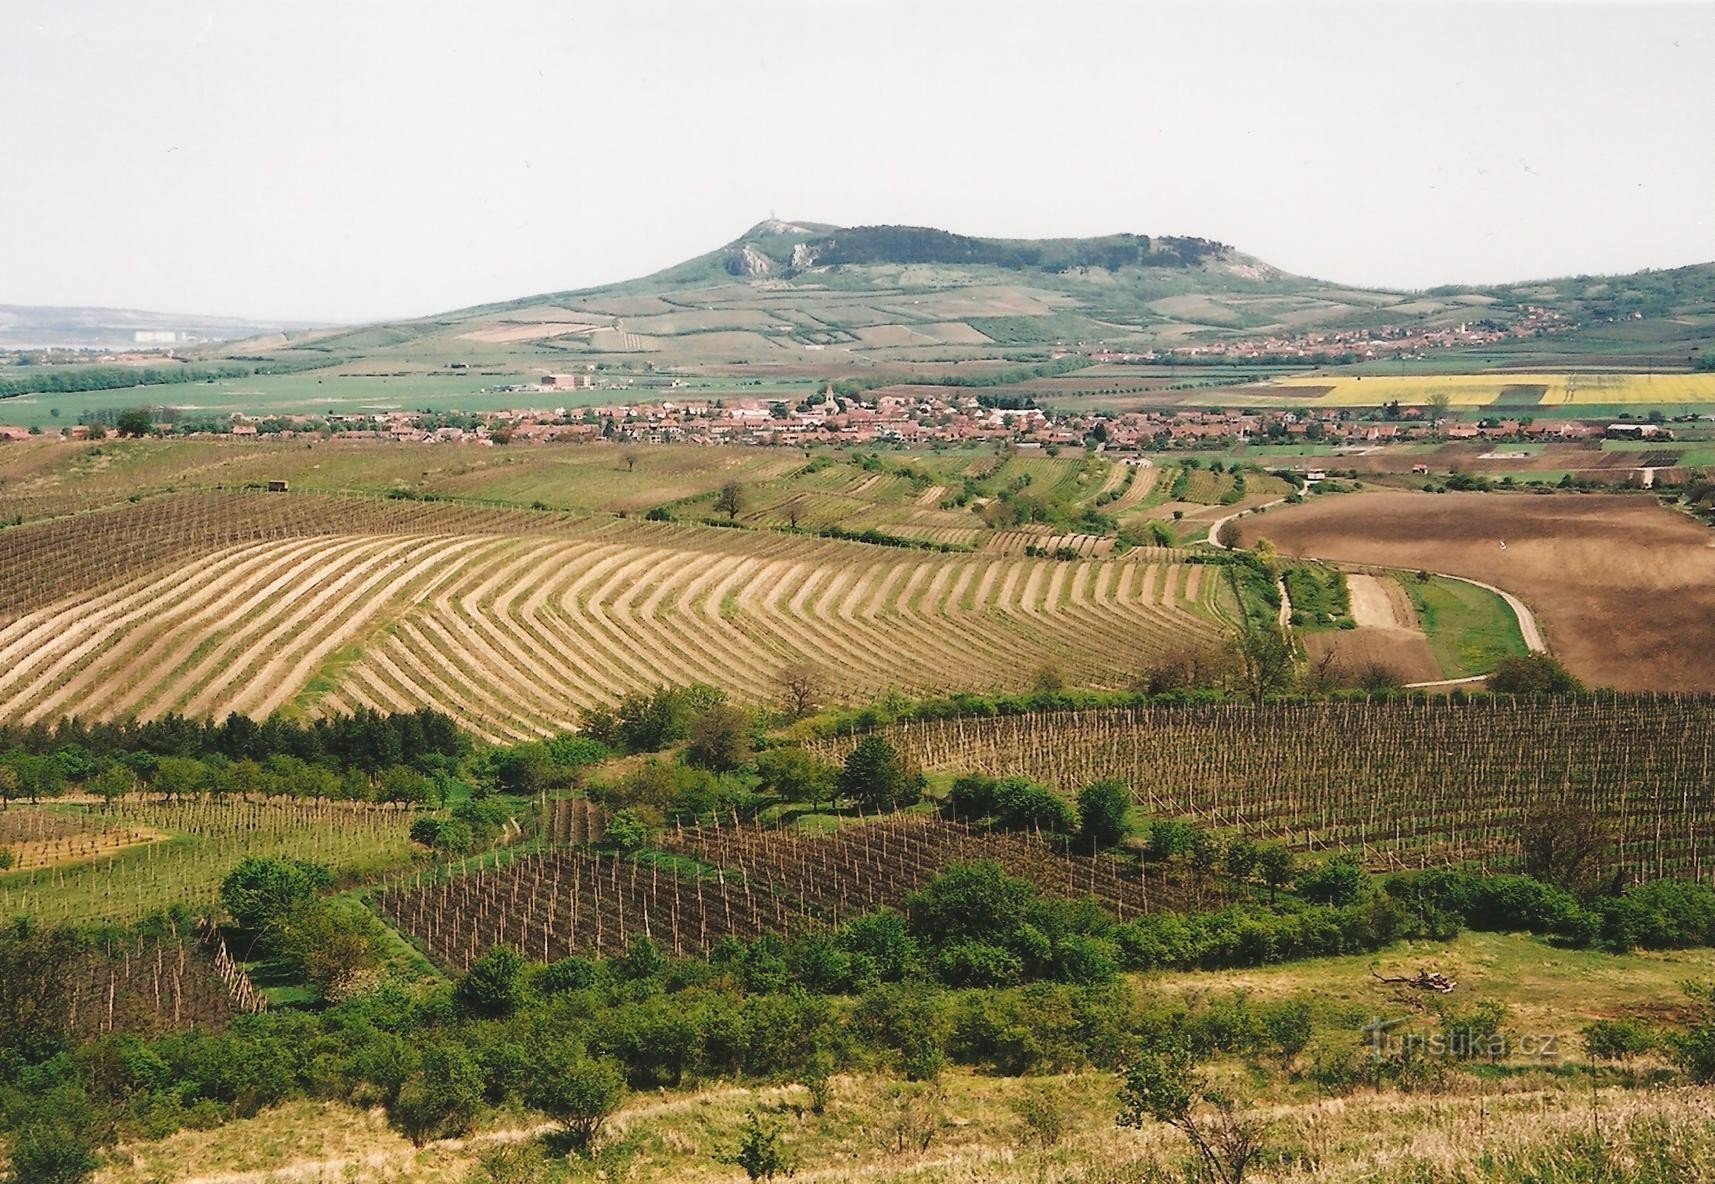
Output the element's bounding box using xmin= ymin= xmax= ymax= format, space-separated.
xmin=1487 ymin=654 xmax=1582 ymax=695
xmin=1077 ymin=780 xmax=1132 ymax=848
xmin=392 ymin=1042 xmax=484 ymax=1145
xmin=523 ymin=1043 xmax=626 ymax=1154
xmin=454 ymin=946 xmax=529 ymax=1019
xmin=991 ymin=777 xmax=1076 ymax=833
xmin=1297 ymin=855 xmax=1366 ymax=906
xmin=219 ymin=857 xmax=332 ymax=933
xmin=936 ymin=941 xmax=1024 ymax=987
xmin=721 ymin=1111 xmax=790 ymax=1181
xmin=1582 ymin=1018 xmax=1656 ymax=1064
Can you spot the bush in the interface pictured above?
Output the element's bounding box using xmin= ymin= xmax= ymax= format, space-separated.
xmin=1487 ymin=654 xmax=1582 ymax=695
xmin=4 ymin=1123 xmax=100 ymax=1184
xmin=947 ymin=773 xmax=998 ymax=819
xmin=1077 ymin=780 xmax=1132 ymax=848
xmin=1297 ymin=855 xmax=1366 ymax=906
xmin=219 ymin=857 xmax=332 ymax=933
xmin=991 ymin=777 xmax=1075 ymax=834
xmin=392 ymin=1042 xmax=484 ymax=1145
xmin=936 ymin=941 xmax=1024 ymax=987
xmin=454 ymin=946 xmax=529 ymax=1019
xmin=523 ymin=1043 xmax=626 ymax=1154
xmin=1582 ymin=1018 xmax=1656 ymax=1064
xmin=722 ymin=1111 xmax=790 ymax=1181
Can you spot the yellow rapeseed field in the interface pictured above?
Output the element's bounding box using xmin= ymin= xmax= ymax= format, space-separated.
xmin=1267 ymin=372 xmax=1715 ymax=407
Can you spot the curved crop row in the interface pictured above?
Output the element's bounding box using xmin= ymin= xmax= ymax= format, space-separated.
xmin=0 ymin=512 xmax=1228 ymax=739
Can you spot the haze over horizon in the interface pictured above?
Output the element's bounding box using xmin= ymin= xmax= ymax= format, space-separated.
xmin=5 ymin=0 xmax=1711 ymax=325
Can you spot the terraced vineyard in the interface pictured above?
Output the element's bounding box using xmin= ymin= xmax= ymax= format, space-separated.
xmin=811 ymin=697 xmax=1715 ymax=880
xmin=0 ymin=491 xmax=1232 ymax=740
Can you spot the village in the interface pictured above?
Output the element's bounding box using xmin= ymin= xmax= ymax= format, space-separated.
xmin=2 ymin=373 xmax=1673 ymax=453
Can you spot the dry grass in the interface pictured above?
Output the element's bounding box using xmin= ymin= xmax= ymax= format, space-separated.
xmin=92 ymin=1073 xmax=1715 ymax=1184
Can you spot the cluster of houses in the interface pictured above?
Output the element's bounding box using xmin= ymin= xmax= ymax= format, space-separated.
xmin=0 ymin=378 xmax=1679 ymax=453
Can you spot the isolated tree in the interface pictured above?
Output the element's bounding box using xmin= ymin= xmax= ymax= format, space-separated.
xmin=115 ymin=406 xmax=153 ymax=438
xmin=1520 ymin=804 xmax=1613 ymax=891
xmin=1231 ymin=623 xmax=1295 ymax=706
xmin=525 ymin=1043 xmax=625 ymax=1155
xmin=714 ymin=480 xmax=744 ymax=520
xmin=1487 ymin=654 xmax=1582 ymax=696
xmin=621 ymin=449 xmax=639 ymax=472
xmin=836 ymin=735 xmax=923 ymax=812
xmin=1427 ymin=390 xmax=1454 ymax=434
xmin=686 ymin=703 xmax=753 ymax=772
xmin=777 ymin=661 xmax=823 ymax=719
xmin=219 ymin=857 xmax=332 ymax=934
xmin=1117 ymin=1045 xmax=1271 ymax=1184
xmin=1077 ymin=780 xmax=1132 ymax=849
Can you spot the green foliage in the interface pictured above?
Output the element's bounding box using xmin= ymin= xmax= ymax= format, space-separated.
xmin=991 ymin=777 xmax=1076 ymax=833
xmin=218 ymin=857 xmax=333 ymax=933
xmin=409 ymin=816 xmax=473 ymax=855
xmin=3 ymin=1121 xmax=101 ymax=1184
xmin=454 ymin=946 xmax=529 ymax=1019
xmin=277 ymin=897 xmax=385 ymax=1000
xmin=600 ymin=807 xmax=652 ymax=851
xmin=1077 ymin=780 xmax=1133 ymax=848
xmin=523 ymin=1042 xmax=626 ymax=1154
xmin=1148 ymin=818 xmax=1196 ymax=861
xmin=0 ymin=920 xmax=84 ymax=1061
xmin=836 ymin=735 xmax=924 ymax=812
xmin=393 ymin=1042 xmax=484 ymax=1145
xmin=1256 ymin=845 xmax=1296 ymax=899
xmin=685 ymin=703 xmax=754 ymax=772
xmin=721 ymin=1110 xmax=790 ymax=1181
xmin=754 ymin=747 xmax=836 ymax=808
xmin=1583 ymin=1018 xmax=1656 ymax=1064
xmin=1296 ymin=855 xmax=1367 ymax=906
xmin=1116 ymin=1044 xmax=1196 ymax=1128
xmin=1487 ymin=653 xmax=1583 ymax=695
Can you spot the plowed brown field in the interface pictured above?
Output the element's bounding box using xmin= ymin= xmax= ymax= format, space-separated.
xmin=1239 ymin=492 xmax=1715 ymax=691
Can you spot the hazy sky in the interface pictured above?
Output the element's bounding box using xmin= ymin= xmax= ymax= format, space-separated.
xmin=4 ymin=0 xmax=1711 ymax=323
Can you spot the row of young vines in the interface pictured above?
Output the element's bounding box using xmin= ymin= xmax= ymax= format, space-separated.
xmin=808 ymin=697 xmax=1715 ymax=878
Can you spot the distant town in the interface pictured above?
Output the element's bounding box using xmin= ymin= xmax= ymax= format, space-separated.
xmin=2 ymin=374 xmax=1683 ymax=451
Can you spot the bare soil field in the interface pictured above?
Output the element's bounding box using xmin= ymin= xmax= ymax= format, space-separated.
xmin=1239 ymin=491 xmax=1715 ymax=690
xmin=1306 ymin=571 xmax=1442 ymax=683
xmin=1303 ymin=627 xmax=1441 ymax=685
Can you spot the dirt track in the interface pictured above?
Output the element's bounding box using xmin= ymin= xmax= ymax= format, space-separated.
xmin=1238 ymin=491 xmax=1715 ymax=691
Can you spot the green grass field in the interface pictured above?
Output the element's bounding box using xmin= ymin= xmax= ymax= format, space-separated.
xmin=1406 ymin=573 xmax=1529 ymax=677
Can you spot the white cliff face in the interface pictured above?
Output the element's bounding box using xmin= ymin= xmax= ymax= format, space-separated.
xmin=727 ymin=244 xmax=776 ymax=277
